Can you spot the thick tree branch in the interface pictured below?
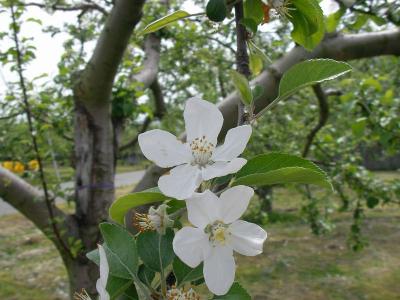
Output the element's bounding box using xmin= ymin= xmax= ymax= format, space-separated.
xmin=131 ymin=34 xmax=162 ymax=88
xmin=0 ymin=167 xmax=77 ymax=252
xmin=150 ymin=78 xmax=166 ymax=119
xmin=74 ymin=0 xmax=145 ymax=105
xmin=134 ymin=29 xmax=400 ymax=192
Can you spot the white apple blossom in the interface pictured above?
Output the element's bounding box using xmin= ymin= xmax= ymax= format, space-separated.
xmin=138 ymin=97 xmax=252 ymax=200
xmin=172 ymin=186 xmax=267 ymax=295
xmin=74 ymin=244 xmax=110 ymax=300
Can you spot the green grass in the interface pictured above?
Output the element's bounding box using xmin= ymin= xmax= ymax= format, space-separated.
xmin=1 ymin=173 xmax=400 ymax=300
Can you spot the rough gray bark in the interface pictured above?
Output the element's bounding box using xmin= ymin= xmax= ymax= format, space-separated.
xmin=134 ymin=29 xmax=400 ymax=192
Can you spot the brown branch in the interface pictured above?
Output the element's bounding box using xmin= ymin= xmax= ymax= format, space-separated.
xmin=0 ymin=110 xmax=23 ymax=120
xmin=24 ymin=2 xmax=108 ymax=16
xmin=234 ymin=0 xmax=250 ymax=126
xmin=208 ymin=36 xmax=237 ymax=54
xmin=131 ymin=34 xmax=162 ymax=88
xmin=302 ymin=84 xmax=330 ymax=158
xmin=302 ymin=87 xmax=343 ymax=158
xmin=150 ymin=78 xmax=166 ymax=119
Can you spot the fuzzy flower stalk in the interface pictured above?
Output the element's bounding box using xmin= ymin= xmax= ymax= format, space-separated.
xmin=138 ymin=98 xmax=252 ymax=200
xmin=172 ymin=186 xmax=267 ymax=295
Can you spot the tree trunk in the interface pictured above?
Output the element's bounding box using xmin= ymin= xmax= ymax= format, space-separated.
xmin=74 ymin=100 xmax=115 ymax=233
xmin=64 ymin=255 xmax=100 ymax=297
xmin=73 ymin=97 xmax=115 ymax=294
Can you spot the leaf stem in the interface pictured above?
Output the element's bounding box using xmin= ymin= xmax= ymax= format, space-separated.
xmin=158 ymin=234 xmax=167 ymax=298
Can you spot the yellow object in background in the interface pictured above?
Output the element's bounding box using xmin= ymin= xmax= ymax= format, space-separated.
xmin=28 ymin=159 xmax=39 ymax=171
xmin=1 ymin=161 xmax=26 ymax=174
xmin=13 ymin=162 xmax=25 ymax=174
xmin=2 ymin=161 xmax=14 ymax=171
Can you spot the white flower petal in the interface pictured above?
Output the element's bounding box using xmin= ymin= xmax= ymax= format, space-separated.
xmin=219 ymin=185 xmax=254 ymax=224
xmin=202 ymin=158 xmax=247 ymax=181
xmin=98 ymin=244 xmax=109 ymax=287
xmin=212 ymin=125 xmax=252 ymax=161
xmin=97 ymin=245 xmax=110 ymax=300
xmin=203 ymin=246 xmax=235 ymax=296
xmin=229 ymin=220 xmax=267 ymax=256
xmin=186 ymin=190 xmax=219 ymax=229
xmin=158 ymin=164 xmax=202 ymax=200
xmin=184 ymin=97 xmax=223 ymax=145
xmin=173 ymin=227 xmax=211 ymax=268
xmin=96 ymin=280 xmax=110 ymax=300
xmin=138 ymin=129 xmax=191 ymax=168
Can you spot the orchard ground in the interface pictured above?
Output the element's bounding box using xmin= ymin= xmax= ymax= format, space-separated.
xmin=0 ymin=173 xmax=399 ymax=300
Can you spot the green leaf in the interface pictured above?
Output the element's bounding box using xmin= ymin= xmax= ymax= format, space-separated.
xmin=249 ymin=51 xmax=263 ymax=75
xmin=86 ymin=248 xmax=100 ymax=264
xmin=213 ymin=282 xmax=251 ymax=299
xmin=137 ymin=229 xmax=175 ymax=272
xmin=289 ymin=0 xmax=324 ymax=50
xmin=173 ymin=257 xmax=203 ymax=286
xmin=361 ymin=77 xmax=382 ymax=91
xmin=351 ymin=117 xmax=367 ymax=138
xmin=240 ymin=18 xmax=258 ymax=34
xmin=230 ymin=70 xmax=253 ymax=105
xmin=109 ymin=187 xmax=170 ymax=224
xmin=100 ymin=223 xmax=139 ymax=278
xmin=367 ymin=196 xmax=379 ymax=209
xmin=232 ymin=153 xmax=332 ymax=189
xmin=325 ymin=6 xmax=346 ymax=33
xmin=278 ymin=59 xmax=351 ymax=100
xmin=140 ymin=10 xmax=190 ymax=35
xmin=381 ymin=89 xmax=394 ymax=105
xmin=247 ymin=40 xmax=271 ymax=63
xmin=87 ymin=245 xmax=130 ymax=279
xmin=351 ymin=13 xmax=368 ymax=30
xmin=244 ymin=0 xmax=263 ymax=24
xmin=138 ymin=264 xmax=155 ymax=286
xmin=206 ymin=0 xmax=227 ymax=22
xmin=252 ymin=85 xmax=264 ymax=100
xmin=107 ymin=276 xmax=137 ymax=300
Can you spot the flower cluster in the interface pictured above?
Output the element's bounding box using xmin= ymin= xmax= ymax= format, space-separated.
xmin=166 ymin=287 xmax=200 ymax=300
xmin=138 ymin=98 xmax=268 ymax=296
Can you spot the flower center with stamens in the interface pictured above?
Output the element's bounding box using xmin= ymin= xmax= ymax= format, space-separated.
xmin=190 ymin=136 xmax=214 ymax=167
xmin=205 ymin=221 xmax=230 ymax=246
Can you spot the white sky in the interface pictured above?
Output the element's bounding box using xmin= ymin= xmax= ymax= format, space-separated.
xmin=0 ymin=7 xmax=80 ymax=96
xmin=0 ymin=1 xmax=337 ymax=99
